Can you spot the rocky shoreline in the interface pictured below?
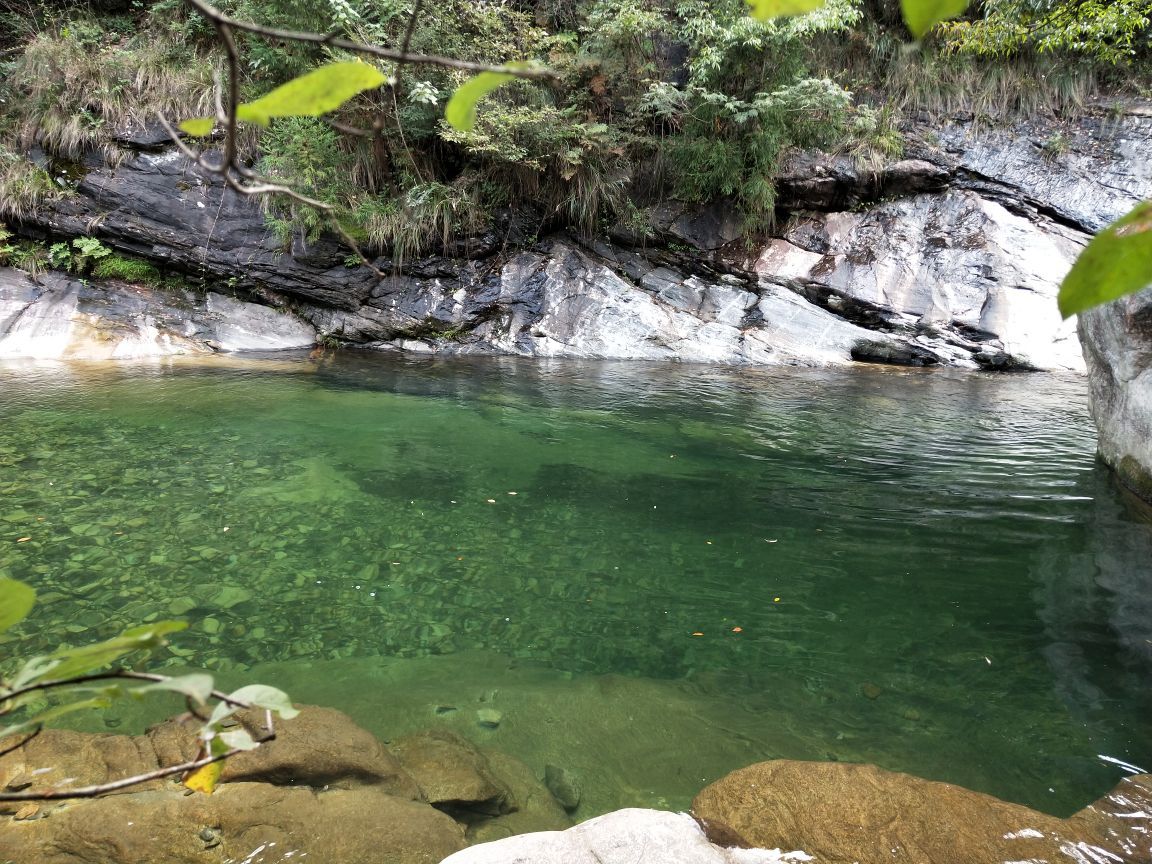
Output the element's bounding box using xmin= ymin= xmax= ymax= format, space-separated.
xmin=3 ymin=705 xmax=1149 ymax=864
xmin=4 ymin=106 xmax=1149 ymax=372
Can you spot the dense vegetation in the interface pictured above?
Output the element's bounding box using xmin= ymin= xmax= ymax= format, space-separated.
xmin=1 ymin=0 xmax=1150 ymax=258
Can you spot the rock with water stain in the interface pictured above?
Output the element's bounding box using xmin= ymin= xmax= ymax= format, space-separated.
xmin=0 ymin=782 xmax=464 ymax=864
xmin=691 ymin=759 xmax=1152 ymax=864
xmin=0 ymin=269 xmax=316 ymax=359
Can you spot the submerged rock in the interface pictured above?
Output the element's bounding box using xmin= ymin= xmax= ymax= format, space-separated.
xmin=1079 ymin=287 xmax=1152 ymax=503
xmin=388 ymin=728 xmax=570 ymax=840
xmin=544 ymin=763 xmax=581 ymax=812
xmin=691 ymin=759 xmax=1152 ymax=864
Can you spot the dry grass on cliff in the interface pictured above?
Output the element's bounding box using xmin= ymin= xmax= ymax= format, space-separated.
xmin=8 ymin=31 xmax=216 ymax=162
xmin=0 ymin=147 xmax=63 ymax=222
xmin=812 ymin=32 xmax=1109 ymax=119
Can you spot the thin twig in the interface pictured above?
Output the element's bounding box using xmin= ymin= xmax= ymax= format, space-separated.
xmin=1 ymin=670 xmax=251 ymax=712
xmin=0 ymin=746 xmax=244 ymax=801
xmin=0 ymin=727 xmax=40 ymax=759
xmin=158 ymin=112 xmax=388 ymax=276
xmin=181 ymin=0 xmax=553 ymax=80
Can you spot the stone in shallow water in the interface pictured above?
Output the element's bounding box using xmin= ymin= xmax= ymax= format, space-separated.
xmin=477 ymin=708 xmax=503 ymax=729
xmin=691 ymin=759 xmax=1152 ymax=864
xmin=544 ymin=764 xmax=581 ymax=812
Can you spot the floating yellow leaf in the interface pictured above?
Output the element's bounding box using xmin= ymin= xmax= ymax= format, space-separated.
xmin=183 ymin=758 xmax=223 ymax=794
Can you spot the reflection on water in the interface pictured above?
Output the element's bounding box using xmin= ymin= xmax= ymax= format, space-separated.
xmin=0 ymin=354 xmax=1149 ymax=817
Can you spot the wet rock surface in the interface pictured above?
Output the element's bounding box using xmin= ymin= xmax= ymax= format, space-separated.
xmin=1079 ymin=287 xmax=1152 ymax=503
xmin=0 ymin=705 xmax=568 ymax=864
xmin=5 ymin=109 xmax=1150 ymax=369
xmin=691 ymin=759 xmax=1152 ymax=864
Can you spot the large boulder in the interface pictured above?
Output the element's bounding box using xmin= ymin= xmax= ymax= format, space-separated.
xmin=0 ymin=706 xmax=548 ymax=864
xmin=0 ymin=782 xmax=464 ymax=864
xmin=1079 ymin=287 xmax=1152 ymax=502
xmin=691 ymin=759 xmax=1152 ymax=864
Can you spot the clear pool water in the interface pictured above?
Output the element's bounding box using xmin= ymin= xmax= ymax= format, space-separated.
xmin=1 ymin=354 xmax=1149 ymax=817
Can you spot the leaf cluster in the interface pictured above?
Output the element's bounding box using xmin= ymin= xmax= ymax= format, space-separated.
xmin=0 ymin=577 xmax=298 ymax=798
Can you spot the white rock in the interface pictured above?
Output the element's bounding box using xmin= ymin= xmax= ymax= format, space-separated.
xmin=439 ymin=808 xmax=813 ymax=864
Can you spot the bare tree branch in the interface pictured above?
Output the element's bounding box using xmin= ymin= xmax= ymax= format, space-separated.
xmin=0 ymin=743 xmax=253 ymax=801
xmin=181 ymin=0 xmax=554 ymax=80
xmin=0 ymin=727 xmax=40 ymax=760
xmin=0 ymin=683 xmax=279 ymax=803
xmin=1 ymin=669 xmax=251 ymax=712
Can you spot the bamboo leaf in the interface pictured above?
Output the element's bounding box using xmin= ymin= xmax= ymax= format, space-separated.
xmin=218 ymin=728 xmax=260 ymax=751
xmin=0 ymin=579 xmax=35 ymax=634
xmin=208 ymin=684 xmax=299 ymax=728
xmin=1059 ymin=200 xmax=1152 ymax=318
xmin=901 ymin=0 xmax=969 ymax=38
xmin=37 ymin=621 xmax=187 ymax=682
xmin=746 ymin=0 xmax=825 ymax=20
xmin=235 ymin=61 xmax=386 ymax=126
xmin=131 ymin=673 xmax=215 ymax=705
xmin=0 ymin=696 xmax=114 ymax=741
xmin=179 ymin=117 xmax=215 ymax=137
xmin=445 ymin=63 xmax=534 ymax=132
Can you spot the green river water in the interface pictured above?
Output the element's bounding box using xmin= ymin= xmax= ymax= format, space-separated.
xmin=1 ymin=354 xmax=1150 ymax=819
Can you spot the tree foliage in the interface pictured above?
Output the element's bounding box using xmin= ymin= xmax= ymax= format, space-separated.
xmin=940 ymin=0 xmax=1152 ymax=63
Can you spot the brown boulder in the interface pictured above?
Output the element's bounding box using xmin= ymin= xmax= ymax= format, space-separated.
xmin=467 ymin=750 xmax=571 ymax=844
xmin=692 ymin=759 xmax=1152 ymax=864
xmin=391 ymin=729 xmax=513 ymax=820
xmin=389 ymin=730 xmax=571 ymax=841
xmin=0 ymin=782 xmax=464 ymax=864
xmin=149 ymin=705 xmax=422 ymax=798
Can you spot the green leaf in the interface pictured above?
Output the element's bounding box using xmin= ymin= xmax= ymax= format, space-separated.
xmin=132 ymin=673 xmax=215 ymax=705
xmin=0 ymin=696 xmax=114 ymax=741
xmin=39 ymin=621 xmax=187 ymax=682
xmin=901 ymin=0 xmax=969 ymax=38
xmin=0 ymin=578 xmax=35 ymax=634
xmin=1059 ymin=201 xmax=1152 ymax=318
xmin=445 ymin=64 xmax=534 ymax=132
xmin=7 ymin=655 xmax=61 ymax=691
xmin=235 ymin=61 xmax=386 ymax=127
xmin=746 ymin=0 xmax=825 ymax=20
xmin=218 ymin=728 xmax=260 ymax=751
xmin=207 ymin=684 xmax=299 ymax=728
xmin=179 ymin=117 xmax=215 ymax=137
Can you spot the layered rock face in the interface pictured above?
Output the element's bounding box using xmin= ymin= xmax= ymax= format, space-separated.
xmin=5 ymin=107 xmax=1150 ymax=369
xmin=1079 ymin=287 xmax=1152 ymax=502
